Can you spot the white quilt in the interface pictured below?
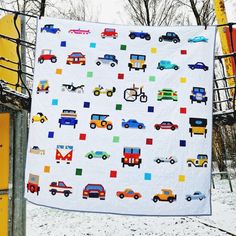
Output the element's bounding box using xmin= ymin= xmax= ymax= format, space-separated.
xmin=25 ymin=17 xmax=216 ymax=216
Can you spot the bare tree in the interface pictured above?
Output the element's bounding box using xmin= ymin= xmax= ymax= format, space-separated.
xmin=46 ymin=0 xmax=99 ymax=22
xmin=125 ymin=0 xmax=182 ymax=26
xmin=176 ymin=0 xmax=215 ymax=25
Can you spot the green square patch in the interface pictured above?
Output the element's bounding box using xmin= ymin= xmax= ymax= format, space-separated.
xmin=113 ymin=136 xmax=120 ymax=143
xmin=75 ymin=168 xmax=83 ymax=176
xmin=149 ymin=76 xmax=156 ymax=82
xmin=116 ymin=104 xmax=122 ymax=110
xmin=87 ymin=71 xmax=93 ymax=78
xmin=120 ymin=44 xmax=127 ymax=50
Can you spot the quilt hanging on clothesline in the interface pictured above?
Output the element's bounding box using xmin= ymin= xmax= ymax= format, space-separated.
xmin=25 ymin=17 xmax=216 ymax=216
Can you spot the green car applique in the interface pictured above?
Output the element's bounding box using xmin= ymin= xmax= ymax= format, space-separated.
xmin=157 ymin=89 xmax=178 ymax=101
xmin=85 ymin=151 xmax=110 ymax=160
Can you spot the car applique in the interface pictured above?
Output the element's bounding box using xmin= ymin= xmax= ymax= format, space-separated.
xmin=188 ymin=62 xmax=209 ymax=71
xmin=186 ymin=154 xmax=208 ymax=167
xmin=157 ymin=89 xmax=178 ymax=101
xmin=37 ymin=80 xmax=49 ymax=94
xmin=49 ymin=181 xmax=72 ymax=197
xmin=82 ymin=184 xmax=106 ymax=200
xmin=129 ymin=31 xmax=151 ymax=40
xmin=116 ymin=189 xmax=142 ymax=200
xmin=68 ymin=28 xmax=90 ymax=34
xmin=66 ymin=52 xmax=86 ymax=65
xmin=189 ymin=118 xmax=207 ymax=138
xmin=154 ymin=121 xmax=178 ymax=131
xmin=29 ymin=146 xmax=45 ymax=155
xmin=154 ymin=156 xmax=177 ymax=165
xmin=101 ymin=28 xmax=118 ymax=39
xmin=152 ymin=189 xmax=177 ymax=203
xmin=38 ymin=49 xmax=57 ymax=64
xmin=188 ymin=36 xmax=208 ymax=43
xmin=157 ymin=60 xmax=179 ymax=70
xmin=93 ymin=85 xmax=116 ymax=97
xmin=58 ymin=110 xmax=78 ymax=128
xmin=128 ymin=54 xmax=147 ymax=72
xmin=185 ymin=191 xmax=206 ymax=201
xmin=61 ymin=83 xmax=84 ymax=93
xmin=121 ymin=119 xmax=145 ymax=129
xmin=96 ymin=54 xmax=118 ymax=67
xmin=32 ymin=112 xmax=48 ymax=123
xmin=190 ymin=87 xmax=208 ymax=105
xmin=90 ymin=114 xmax=113 ymax=130
xmin=41 ymin=24 xmax=60 ymax=34
xmin=85 ymin=151 xmax=110 ymax=160
xmin=159 ymin=32 xmax=180 ymax=43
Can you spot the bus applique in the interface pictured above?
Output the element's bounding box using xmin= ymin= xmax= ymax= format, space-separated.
xmin=55 ymin=145 xmax=73 ymax=164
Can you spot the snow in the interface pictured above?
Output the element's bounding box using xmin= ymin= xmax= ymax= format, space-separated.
xmin=27 ymin=175 xmax=236 ymax=236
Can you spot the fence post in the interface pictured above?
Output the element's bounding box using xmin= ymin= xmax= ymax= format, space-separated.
xmin=12 ymin=110 xmax=28 ymax=236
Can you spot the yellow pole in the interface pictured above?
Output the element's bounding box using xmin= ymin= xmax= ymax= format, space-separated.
xmin=0 ymin=113 xmax=10 ymax=236
xmin=214 ymin=0 xmax=235 ymax=98
xmin=0 ymin=14 xmax=22 ymax=236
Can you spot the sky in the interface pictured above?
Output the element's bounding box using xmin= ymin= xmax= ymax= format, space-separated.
xmin=92 ymin=0 xmax=236 ymax=25
xmin=89 ymin=0 xmax=128 ymax=24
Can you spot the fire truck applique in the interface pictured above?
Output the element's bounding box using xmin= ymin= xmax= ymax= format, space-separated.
xmin=121 ymin=147 xmax=142 ymax=168
xmin=55 ymin=145 xmax=73 ymax=164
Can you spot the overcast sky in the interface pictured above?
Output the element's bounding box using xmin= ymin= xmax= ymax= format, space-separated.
xmin=92 ymin=0 xmax=236 ymax=25
xmin=90 ymin=0 xmax=128 ymax=24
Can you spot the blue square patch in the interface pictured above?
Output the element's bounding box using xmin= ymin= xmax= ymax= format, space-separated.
xmin=180 ymin=140 xmax=186 ymax=147
xmin=148 ymin=106 xmax=154 ymax=113
xmin=60 ymin=41 xmax=66 ymax=47
xmin=90 ymin=42 xmax=96 ymax=48
xmin=48 ymin=131 xmax=54 ymax=138
xmin=52 ymin=99 xmax=58 ymax=106
xmin=144 ymin=173 xmax=152 ymax=180
xmin=83 ymin=102 xmax=90 ymax=108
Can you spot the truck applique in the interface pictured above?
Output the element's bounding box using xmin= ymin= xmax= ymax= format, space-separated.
xmin=121 ymin=147 xmax=142 ymax=168
xmin=27 ymin=174 xmax=40 ymax=195
xmin=49 ymin=181 xmax=72 ymax=197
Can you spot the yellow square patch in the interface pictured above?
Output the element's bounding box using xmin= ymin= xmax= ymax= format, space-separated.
xmin=150 ymin=47 xmax=157 ymax=54
xmin=56 ymin=68 xmax=62 ymax=75
xmin=44 ymin=166 xmax=50 ymax=173
xmin=180 ymin=77 xmax=187 ymax=83
xmin=178 ymin=175 xmax=185 ymax=182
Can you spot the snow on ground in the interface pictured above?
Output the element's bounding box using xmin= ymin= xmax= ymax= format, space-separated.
xmin=27 ymin=175 xmax=236 ymax=236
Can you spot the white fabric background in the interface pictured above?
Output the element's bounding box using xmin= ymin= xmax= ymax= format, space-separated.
xmin=25 ymin=17 xmax=216 ymax=216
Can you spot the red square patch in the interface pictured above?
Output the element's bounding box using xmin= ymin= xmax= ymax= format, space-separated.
xmin=118 ymin=73 xmax=124 ymax=80
xmin=110 ymin=170 xmax=117 ymax=178
xmin=79 ymin=133 xmax=86 ymax=140
xmin=181 ymin=50 xmax=187 ymax=55
xmin=180 ymin=107 xmax=187 ymax=114
xmin=146 ymin=138 xmax=153 ymax=145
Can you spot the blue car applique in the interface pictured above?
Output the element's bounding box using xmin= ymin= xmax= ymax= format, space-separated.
xmin=59 ymin=110 xmax=78 ymax=128
xmin=121 ymin=119 xmax=145 ymax=129
xmin=188 ymin=62 xmax=208 ymax=71
xmin=190 ymin=87 xmax=207 ymax=105
xmin=188 ymin=36 xmax=208 ymax=43
xmin=41 ymin=24 xmax=61 ymax=34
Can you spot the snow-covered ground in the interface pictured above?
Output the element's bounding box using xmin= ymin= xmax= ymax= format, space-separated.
xmin=27 ymin=175 xmax=236 ymax=236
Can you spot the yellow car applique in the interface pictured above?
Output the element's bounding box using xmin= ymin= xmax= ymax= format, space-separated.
xmin=32 ymin=112 xmax=48 ymax=123
xmin=187 ymin=154 xmax=208 ymax=167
